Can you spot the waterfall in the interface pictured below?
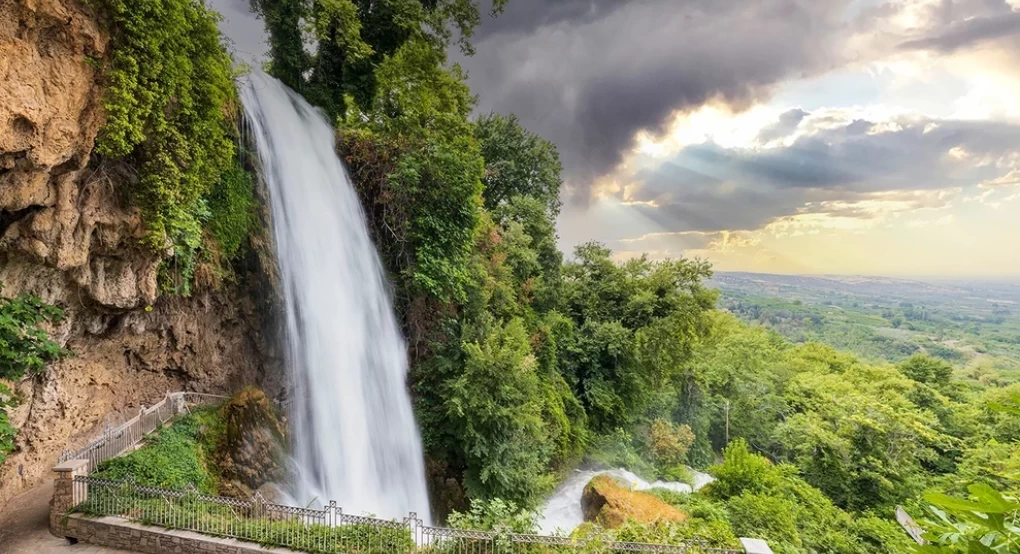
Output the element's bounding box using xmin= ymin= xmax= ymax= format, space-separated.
xmin=239 ymin=70 xmax=432 ymax=522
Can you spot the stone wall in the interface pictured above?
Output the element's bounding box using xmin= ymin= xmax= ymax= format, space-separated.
xmin=52 ymin=513 xmax=301 ymax=554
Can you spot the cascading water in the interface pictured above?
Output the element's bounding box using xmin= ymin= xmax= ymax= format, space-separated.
xmin=239 ymin=70 xmax=431 ymax=522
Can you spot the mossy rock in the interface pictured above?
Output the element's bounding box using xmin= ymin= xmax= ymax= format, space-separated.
xmin=581 ymin=475 xmax=687 ymax=529
xmin=212 ymin=387 xmax=288 ymax=498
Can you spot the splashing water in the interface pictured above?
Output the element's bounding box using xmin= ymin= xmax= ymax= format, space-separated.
xmin=239 ymin=71 xmax=431 ymax=522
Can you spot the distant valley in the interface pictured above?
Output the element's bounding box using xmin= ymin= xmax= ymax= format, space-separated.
xmin=710 ymin=272 xmax=1020 ymax=382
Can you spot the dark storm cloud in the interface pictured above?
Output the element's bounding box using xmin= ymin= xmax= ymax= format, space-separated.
xmin=899 ymin=10 xmax=1020 ymax=52
xmin=472 ymin=0 xmax=631 ymax=39
xmin=618 ymin=113 xmax=1020 ymax=234
xmin=459 ymin=0 xmax=855 ymax=188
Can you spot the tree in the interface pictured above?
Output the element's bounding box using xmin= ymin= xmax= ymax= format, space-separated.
xmin=250 ymin=0 xmax=508 ymax=120
xmin=647 ymin=418 xmax=695 ymax=469
xmin=561 ymin=243 xmax=716 ymax=431
xmin=444 ymin=318 xmax=553 ymax=505
xmin=475 ymin=113 xmax=563 ymax=216
xmin=899 ymin=355 xmax=954 ymax=387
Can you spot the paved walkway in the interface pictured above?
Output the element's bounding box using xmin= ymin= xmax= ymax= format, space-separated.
xmin=0 ymin=482 xmax=132 ymax=554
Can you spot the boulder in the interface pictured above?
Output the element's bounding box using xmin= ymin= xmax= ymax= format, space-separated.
xmin=213 ymin=387 xmax=288 ymax=499
xmin=581 ymin=475 xmax=687 ymax=529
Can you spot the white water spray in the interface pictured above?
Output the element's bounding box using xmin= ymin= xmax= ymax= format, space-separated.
xmin=239 ymin=71 xmax=431 ymax=522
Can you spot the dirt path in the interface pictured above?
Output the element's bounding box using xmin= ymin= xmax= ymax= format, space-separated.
xmin=0 ymin=482 xmax=132 ymax=554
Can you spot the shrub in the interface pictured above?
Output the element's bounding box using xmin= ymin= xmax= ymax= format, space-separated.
xmin=0 ymin=285 xmax=67 ymax=466
xmin=705 ymin=440 xmax=781 ymax=500
xmin=206 ymin=160 xmax=256 ymax=262
xmin=726 ymin=493 xmax=802 ymax=553
xmin=447 ymin=498 xmax=538 ymax=533
xmin=0 ymin=286 xmax=67 ymax=381
xmin=0 ymin=383 xmax=16 ymax=465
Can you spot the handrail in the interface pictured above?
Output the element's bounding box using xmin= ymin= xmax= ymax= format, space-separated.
xmin=57 ymin=391 xmax=227 ymax=472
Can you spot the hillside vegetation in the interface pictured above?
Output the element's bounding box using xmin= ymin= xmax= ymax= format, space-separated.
xmin=3 ymin=1 xmax=1015 ymax=552
xmin=241 ymin=2 xmax=1018 ymax=550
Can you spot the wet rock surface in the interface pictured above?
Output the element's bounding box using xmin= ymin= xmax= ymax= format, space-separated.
xmin=213 ymin=388 xmax=289 ymax=499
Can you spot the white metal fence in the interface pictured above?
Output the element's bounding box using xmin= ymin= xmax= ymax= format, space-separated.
xmin=57 ymin=392 xmax=227 ymax=473
xmin=71 ymin=475 xmax=743 ymax=554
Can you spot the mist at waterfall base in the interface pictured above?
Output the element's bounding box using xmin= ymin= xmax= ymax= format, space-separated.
xmin=239 ymin=71 xmax=432 ymax=522
xmin=537 ymin=468 xmax=713 ymax=534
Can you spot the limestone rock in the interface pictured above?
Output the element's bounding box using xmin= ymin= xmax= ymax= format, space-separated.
xmin=581 ymin=475 xmax=687 ymax=529
xmin=0 ymin=0 xmax=162 ymax=310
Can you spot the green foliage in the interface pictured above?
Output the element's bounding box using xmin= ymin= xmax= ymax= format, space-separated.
xmin=447 ymin=498 xmax=538 ymax=533
xmin=610 ymin=519 xmax=741 ymax=550
xmin=561 ymin=243 xmax=716 ymax=431
xmin=727 ymin=492 xmax=802 ymax=552
xmin=445 ymin=318 xmax=553 ymax=505
xmin=340 ymin=37 xmax=483 ymax=304
xmin=93 ymin=407 xmax=224 ymax=493
xmin=0 ymin=383 xmax=17 ymax=465
xmin=250 ymin=0 xmax=502 ymax=121
xmin=475 ymin=113 xmax=563 ymax=216
xmin=702 ymin=440 xmax=915 ymax=554
xmin=0 ymin=285 xmax=66 ymax=466
xmin=771 ymin=349 xmax=955 ymax=512
xmin=0 ymin=285 xmax=67 ymax=381
xmin=915 ymin=394 xmax=1020 ymax=552
xmin=587 ymin=429 xmax=658 ymax=482
xmin=917 ymin=484 xmax=1020 ymax=553
xmin=91 ymin=0 xmax=238 ymax=269
xmin=646 ymin=488 xmax=729 ymax=522
xmin=900 ymin=355 xmax=955 ymax=387
xmin=706 ymin=440 xmax=782 ymax=500
xmin=77 ymin=489 xmax=414 ymax=554
xmin=206 ymin=160 xmax=257 ymax=261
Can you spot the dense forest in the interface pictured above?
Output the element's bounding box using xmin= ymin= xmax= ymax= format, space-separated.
xmin=2 ymin=0 xmax=1018 ymax=552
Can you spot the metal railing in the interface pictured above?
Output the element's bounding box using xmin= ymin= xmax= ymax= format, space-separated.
xmin=58 ymin=392 xmax=227 ymax=472
xmin=70 ymin=475 xmax=742 ymax=554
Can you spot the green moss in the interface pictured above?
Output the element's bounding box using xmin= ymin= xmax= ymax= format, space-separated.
xmin=93 ymin=406 xmax=224 ymax=493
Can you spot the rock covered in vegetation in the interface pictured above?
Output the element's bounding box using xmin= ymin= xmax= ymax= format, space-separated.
xmin=581 ymin=475 xmax=687 ymax=529
xmin=213 ymin=387 xmax=288 ymax=499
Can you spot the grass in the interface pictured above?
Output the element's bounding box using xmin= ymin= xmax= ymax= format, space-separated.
xmin=92 ymin=405 xmax=225 ymax=493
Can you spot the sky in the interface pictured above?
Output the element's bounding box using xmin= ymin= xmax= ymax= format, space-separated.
xmin=210 ymin=0 xmax=1020 ymax=278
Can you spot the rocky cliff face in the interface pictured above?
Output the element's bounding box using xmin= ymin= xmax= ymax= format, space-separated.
xmin=0 ymin=0 xmax=282 ymax=510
